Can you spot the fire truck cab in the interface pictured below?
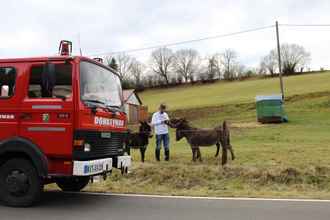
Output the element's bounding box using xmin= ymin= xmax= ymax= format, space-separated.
xmin=0 ymin=41 xmax=131 ymax=207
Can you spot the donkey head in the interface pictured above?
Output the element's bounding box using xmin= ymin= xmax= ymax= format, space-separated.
xmin=170 ymin=118 xmax=188 ymax=128
xmin=168 ymin=118 xmax=180 ymax=128
xmin=139 ymin=121 xmax=153 ymax=138
xmin=172 ymin=118 xmax=189 ymax=141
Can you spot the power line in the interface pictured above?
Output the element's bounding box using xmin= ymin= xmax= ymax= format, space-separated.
xmin=87 ymin=23 xmax=330 ymax=57
xmin=88 ymin=25 xmax=275 ymax=56
xmin=280 ymin=24 xmax=330 ymax=27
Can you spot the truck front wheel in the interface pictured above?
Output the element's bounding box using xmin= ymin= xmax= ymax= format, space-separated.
xmin=0 ymin=158 xmax=43 ymax=207
xmin=56 ymin=177 xmax=90 ymax=192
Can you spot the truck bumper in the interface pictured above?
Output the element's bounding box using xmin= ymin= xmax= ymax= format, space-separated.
xmin=73 ymin=158 xmax=113 ymax=176
xmin=72 ymin=155 xmax=132 ymax=176
xmin=114 ymin=155 xmax=132 ymax=170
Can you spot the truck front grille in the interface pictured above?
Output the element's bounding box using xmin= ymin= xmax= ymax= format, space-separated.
xmin=73 ymin=130 xmax=126 ymax=160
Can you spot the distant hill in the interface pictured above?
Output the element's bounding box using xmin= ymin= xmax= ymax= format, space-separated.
xmin=139 ymin=71 xmax=330 ymax=112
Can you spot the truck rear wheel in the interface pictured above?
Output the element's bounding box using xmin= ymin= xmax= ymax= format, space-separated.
xmin=0 ymin=158 xmax=43 ymax=207
xmin=56 ymin=177 xmax=90 ymax=192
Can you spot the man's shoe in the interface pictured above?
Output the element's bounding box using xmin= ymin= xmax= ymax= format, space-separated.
xmin=155 ymin=149 xmax=160 ymax=161
xmin=165 ymin=149 xmax=170 ymax=161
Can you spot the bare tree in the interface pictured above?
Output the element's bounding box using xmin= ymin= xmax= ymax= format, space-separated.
xmin=280 ymin=43 xmax=311 ymax=75
xmin=222 ymin=49 xmax=238 ymax=80
xmin=144 ymin=74 xmax=156 ymax=88
xmin=235 ymin=64 xmax=246 ymax=80
xmin=262 ymin=43 xmax=311 ymax=76
xmin=150 ymin=47 xmax=174 ymax=85
xmin=130 ymin=58 xmax=145 ymax=88
xmin=107 ymin=57 xmax=119 ymax=71
xmin=206 ymin=56 xmax=217 ymax=80
xmin=107 ymin=53 xmax=134 ymax=81
xmin=173 ymin=49 xmax=200 ymax=83
xmin=213 ymin=53 xmax=223 ymax=79
xmin=203 ymin=54 xmax=223 ymax=80
xmin=260 ymin=50 xmax=277 ymax=76
xmin=257 ymin=64 xmax=267 ymax=76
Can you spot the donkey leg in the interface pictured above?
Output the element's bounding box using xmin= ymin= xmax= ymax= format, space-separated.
xmin=140 ymin=147 xmax=146 ymax=163
xmin=221 ymin=145 xmax=228 ymax=166
xmin=192 ymin=148 xmax=197 ymax=162
xmin=229 ymin=145 xmax=235 ymax=160
xmin=215 ymin=143 xmax=220 ymax=157
xmin=197 ymin=148 xmax=202 ymax=162
xmin=143 ymin=147 xmax=147 ymax=162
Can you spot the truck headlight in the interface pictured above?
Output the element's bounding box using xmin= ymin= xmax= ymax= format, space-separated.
xmin=84 ymin=143 xmax=91 ymax=152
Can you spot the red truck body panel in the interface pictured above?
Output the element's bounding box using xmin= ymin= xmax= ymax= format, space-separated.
xmin=0 ymin=56 xmax=127 ymax=176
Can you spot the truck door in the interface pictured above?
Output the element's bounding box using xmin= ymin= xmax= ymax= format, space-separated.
xmin=19 ymin=62 xmax=74 ymax=158
xmin=0 ymin=65 xmax=20 ymax=140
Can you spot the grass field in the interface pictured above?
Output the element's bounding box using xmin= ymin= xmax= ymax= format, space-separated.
xmin=140 ymin=72 xmax=330 ymax=112
xmin=51 ymin=72 xmax=330 ymax=199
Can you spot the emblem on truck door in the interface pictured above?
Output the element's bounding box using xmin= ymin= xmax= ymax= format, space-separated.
xmin=42 ymin=113 xmax=50 ymax=122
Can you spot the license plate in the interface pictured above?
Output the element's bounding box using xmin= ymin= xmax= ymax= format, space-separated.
xmin=101 ymin=132 xmax=111 ymax=139
xmin=84 ymin=163 xmax=104 ymax=174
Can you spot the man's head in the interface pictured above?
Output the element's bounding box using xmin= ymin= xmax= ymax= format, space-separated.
xmin=159 ymin=103 xmax=167 ymax=113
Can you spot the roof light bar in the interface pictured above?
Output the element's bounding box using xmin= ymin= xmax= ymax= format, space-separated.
xmin=59 ymin=40 xmax=72 ymax=56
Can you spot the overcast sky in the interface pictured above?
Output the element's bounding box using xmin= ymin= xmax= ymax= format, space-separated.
xmin=1 ymin=0 xmax=330 ymax=69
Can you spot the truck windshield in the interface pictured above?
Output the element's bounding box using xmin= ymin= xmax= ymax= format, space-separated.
xmin=80 ymin=61 xmax=122 ymax=107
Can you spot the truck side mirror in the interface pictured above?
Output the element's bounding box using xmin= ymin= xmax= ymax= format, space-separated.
xmin=41 ymin=62 xmax=56 ymax=98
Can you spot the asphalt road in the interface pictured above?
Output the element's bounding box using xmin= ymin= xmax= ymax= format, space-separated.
xmin=1 ymin=192 xmax=330 ymax=220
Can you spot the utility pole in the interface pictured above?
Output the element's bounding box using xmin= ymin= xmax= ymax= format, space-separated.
xmin=276 ymin=21 xmax=285 ymax=99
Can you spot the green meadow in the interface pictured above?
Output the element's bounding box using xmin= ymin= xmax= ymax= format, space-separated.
xmin=53 ymin=72 xmax=330 ymax=199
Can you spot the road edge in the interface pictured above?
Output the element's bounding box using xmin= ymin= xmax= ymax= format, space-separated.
xmin=54 ymin=191 xmax=330 ymax=203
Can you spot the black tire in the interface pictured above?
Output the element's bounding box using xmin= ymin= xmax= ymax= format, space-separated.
xmin=56 ymin=177 xmax=90 ymax=192
xmin=0 ymin=158 xmax=43 ymax=207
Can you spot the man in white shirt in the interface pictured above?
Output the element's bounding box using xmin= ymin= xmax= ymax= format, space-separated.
xmin=151 ymin=104 xmax=170 ymax=161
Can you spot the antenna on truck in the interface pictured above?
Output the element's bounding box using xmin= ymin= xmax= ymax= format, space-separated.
xmin=78 ymin=33 xmax=83 ymax=56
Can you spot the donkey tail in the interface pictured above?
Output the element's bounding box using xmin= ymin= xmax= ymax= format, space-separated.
xmin=215 ymin=143 xmax=220 ymax=157
xmin=221 ymin=120 xmax=230 ymax=166
xmin=223 ymin=121 xmax=230 ymax=140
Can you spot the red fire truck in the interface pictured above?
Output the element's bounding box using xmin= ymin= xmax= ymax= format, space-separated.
xmin=0 ymin=41 xmax=131 ymax=207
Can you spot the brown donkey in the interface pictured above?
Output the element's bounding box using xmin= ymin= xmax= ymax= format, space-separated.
xmin=170 ymin=118 xmax=235 ymax=165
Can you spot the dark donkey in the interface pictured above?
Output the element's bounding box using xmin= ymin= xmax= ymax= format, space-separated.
xmin=171 ymin=118 xmax=235 ymax=165
xmin=125 ymin=121 xmax=153 ymax=162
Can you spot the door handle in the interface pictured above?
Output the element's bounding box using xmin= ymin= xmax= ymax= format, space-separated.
xmin=20 ymin=113 xmax=32 ymax=120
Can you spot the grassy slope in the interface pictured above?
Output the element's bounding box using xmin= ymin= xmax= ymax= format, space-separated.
xmin=140 ymin=72 xmax=330 ymax=112
xmin=49 ymin=72 xmax=330 ymax=199
xmin=81 ymin=94 xmax=330 ymax=199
